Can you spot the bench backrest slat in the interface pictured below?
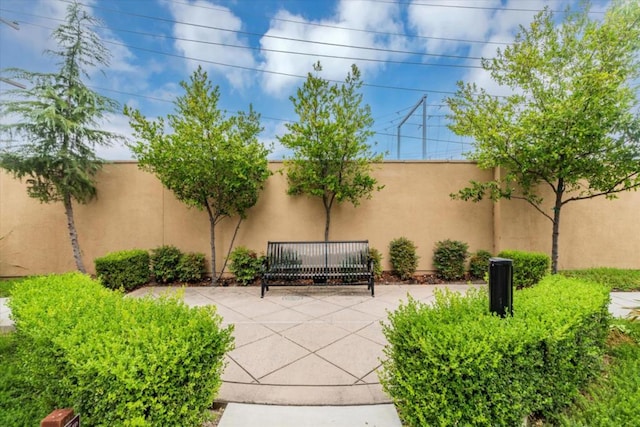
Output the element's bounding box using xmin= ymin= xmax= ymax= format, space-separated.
xmin=266 ymin=241 xmax=369 ymax=274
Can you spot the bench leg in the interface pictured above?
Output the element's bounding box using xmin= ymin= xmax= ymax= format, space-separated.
xmin=370 ymin=277 xmax=375 ymax=297
xmin=261 ymin=279 xmax=269 ymax=298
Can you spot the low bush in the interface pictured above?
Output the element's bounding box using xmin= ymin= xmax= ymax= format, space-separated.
xmin=151 ymin=245 xmax=183 ymax=283
xmin=380 ymin=276 xmax=610 ymax=426
xmin=389 ymin=237 xmax=418 ymax=280
xmin=229 ymin=246 xmax=262 ymax=285
xmin=369 ymin=247 xmax=383 ymax=279
xmin=0 ymin=277 xmax=23 ymax=298
xmin=560 ymin=268 xmax=640 ymax=291
xmin=433 ymin=239 xmax=469 ymax=280
xmin=497 ymin=249 xmax=550 ymax=288
xmin=94 ymin=249 xmax=150 ymax=291
xmin=8 ymin=273 xmax=234 ymax=426
xmin=469 ymin=249 xmax=493 ymax=279
xmin=177 ymin=252 xmax=206 ymax=283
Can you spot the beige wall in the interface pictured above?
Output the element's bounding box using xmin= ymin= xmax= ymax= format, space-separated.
xmin=1 ymin=162 xmax=638 ymax=277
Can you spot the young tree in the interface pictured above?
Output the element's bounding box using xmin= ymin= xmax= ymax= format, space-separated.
xmin=279 ymin=62 xmax=383 ymax=241
xmin=0 ymin=2 xmax=121 ymax=273
xmin=125 ymin=67 xmax=271 ymax=284
xmin=447 ymin=1 xmax=640 ymax=273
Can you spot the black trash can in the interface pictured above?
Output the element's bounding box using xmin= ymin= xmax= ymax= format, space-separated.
xmin=489 ymin=257 xmax=513 ymax=317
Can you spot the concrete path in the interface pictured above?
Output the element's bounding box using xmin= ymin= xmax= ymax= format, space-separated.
xmin=2 ymin=286 xmax=639 ymax=426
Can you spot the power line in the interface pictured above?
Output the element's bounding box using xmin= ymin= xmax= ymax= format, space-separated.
xmin=358 ymin=0 xmax=603 ymax=14
xmin=4 ymin=11 xmax=484 ymax=69
xmin=17 ymin=20 xmax=466 ymax=96
xmin=50 ymin=0 xmax=488 ymax=61
xmin=165 ymin=0 xmax=513 ymax=46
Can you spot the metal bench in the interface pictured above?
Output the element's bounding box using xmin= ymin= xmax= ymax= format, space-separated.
xmin=261 ymin=241 xmax=374 ymax=298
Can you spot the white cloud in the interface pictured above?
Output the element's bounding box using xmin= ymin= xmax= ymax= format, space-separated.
xmin=258 ymin=0 xmax=406 ymax=96
xmin=408 ymin=0 xmax=501 ymax=54
xmin=407 ymin=0 xmax=570 ymax=96
xmin=262 ymin=120 xmax=292 ymax=160
xmin=95 ymin=113 xmax=135 ymax=161
xmin=165 ymin=0 xmax=257 ymax=90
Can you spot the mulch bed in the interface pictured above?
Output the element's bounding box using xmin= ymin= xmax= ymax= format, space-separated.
xmin=147 ymin=272 xmax=485 ymax=288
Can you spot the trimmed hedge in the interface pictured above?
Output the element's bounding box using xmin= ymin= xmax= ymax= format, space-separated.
xmin=380 ymin=276 xmax=610 ymax=426
xmin=433 ymin=239 xmax=469 ymax=280
xmin=497 ymin=249 xmax=551 ymax=288
xmin=177 ymin=252 xmax=206 ymax=283
xmin=229 ymin=246 xmax=263 ymax=285
xmin=389 ymin=237 xmax=419 ymax=280
xmin=8 ymin=273 xmax=234 ymax=426
xmin=95 ymin=249 xmax=150 ymax=290
xmin=369 ymin=247 xmax=383 ymax=279
xmin=151 ymin=245 xmax=183 ymax=283
xmin=469 ymin=249 xmax=493 ymax=279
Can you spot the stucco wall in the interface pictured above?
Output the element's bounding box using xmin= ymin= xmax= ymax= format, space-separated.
xmin=1 ymin=161 xmax=638 ymax=276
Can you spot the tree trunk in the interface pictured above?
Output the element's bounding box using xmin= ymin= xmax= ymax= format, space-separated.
xmin=219 ymin=217 xmax=243 ymax=277
xmin=551 ymin=181 xmax=564 ymax=274
xmin=324 ymin=203 xmax=331 ymax=241
xmin=63 ymin=193 xmax=86 ymax=273
xmin=204 ymin=201 xmax=217 ymax=285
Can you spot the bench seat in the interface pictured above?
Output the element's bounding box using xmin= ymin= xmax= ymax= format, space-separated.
xmin=261 ymin=241 xmax=374 ymax=297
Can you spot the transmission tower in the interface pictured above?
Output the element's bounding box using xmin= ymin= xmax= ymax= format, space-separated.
xmin=397 ymin=95 xmax=427 ymax=159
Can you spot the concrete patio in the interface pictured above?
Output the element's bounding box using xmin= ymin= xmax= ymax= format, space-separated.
xmin=128 ymin=283 xmax=475 ymax=406
xmin=1 ymin=284 xmax=638 ymax=426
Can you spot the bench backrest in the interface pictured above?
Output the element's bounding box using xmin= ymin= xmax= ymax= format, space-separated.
xmin=266 ymin=241 xmax=370 ymax=275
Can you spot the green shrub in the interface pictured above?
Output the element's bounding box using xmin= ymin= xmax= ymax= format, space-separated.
xmin=8 ymin=273 xmax=234 ymax=426
xmin=389 ymin=237 xmax=418 ymax=280
xmin=560 ymin=268 xmax=640 ymax=291
xmin=95 ymin=249 xmax=150 ymax=291
xmin=229 ymin=246 xmax=262 ymax=285
xmin=469 ymin=249 xmax=493 ymax=279
xmin=0 ymin=277 xmax=23 ymax=298
xmin=177 ymin=252 xmax=206 ymax=283
xmin=151 ymin=245 xmax=183 ymax=283
xmin=369 ymin=247 xmax=383 ymax=279
xmin=433 ymin=239 xmax=469 ymax=280
xmin=380 ymin=276 xmax=610 ymax=426
xmin=497 ymin=249 xmax=550 ymax=288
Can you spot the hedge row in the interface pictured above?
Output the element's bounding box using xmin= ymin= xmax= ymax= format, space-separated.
xmin=380 ymin=276 xmax=610 ymax=426
xmin=95 ymin=246 xmax=206 ymax=290
xmin=8 ymin=273 xmax=234 ymax=426
xmin=497 ymin=249 xmax=550 ymax=288
xmin=94 ymin=249 xmax=150 ymax=291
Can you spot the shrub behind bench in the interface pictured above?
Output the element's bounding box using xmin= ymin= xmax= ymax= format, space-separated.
xmin=95 ymin=249 xmax=150 ymax=290
xmin=380 ymin=276 xmax=610 ymax=426
xmin=8 ymin=273 xmax=234 ymax=426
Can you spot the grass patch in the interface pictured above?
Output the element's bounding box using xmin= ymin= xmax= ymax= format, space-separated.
xmin=558 ymin=320 xmax=640 ymax=426
xmin=560 ymin=268 xmax=640 ymax=291
xmin=0 ymin=278 xmax=23 ymax=298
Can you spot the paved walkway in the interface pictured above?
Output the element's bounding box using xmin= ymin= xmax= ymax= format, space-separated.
xmin=2 ymin=285 xmax=639 ymax=426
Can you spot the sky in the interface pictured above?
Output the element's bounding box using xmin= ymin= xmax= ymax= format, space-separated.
xmin=0 ymin=0 xmax=611 ymax=161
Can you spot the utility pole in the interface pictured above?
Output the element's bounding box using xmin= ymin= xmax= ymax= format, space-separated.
xmin=397 ymin=95 xmax=427 ymax=159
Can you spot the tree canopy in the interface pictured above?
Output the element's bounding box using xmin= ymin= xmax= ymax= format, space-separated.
xmin=279 ymin=62 xmax=383 ymax=241
xmin=0 ymin=1 xmax=121 ymax=273
xmin=447 ymin=0 xmax=640 ymax=273
xmin=125 ymin=66 xmax=271 ymax=283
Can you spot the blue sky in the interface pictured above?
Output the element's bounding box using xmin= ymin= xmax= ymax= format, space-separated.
xmin=0 ymin=0 xmax=609 ymax=160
